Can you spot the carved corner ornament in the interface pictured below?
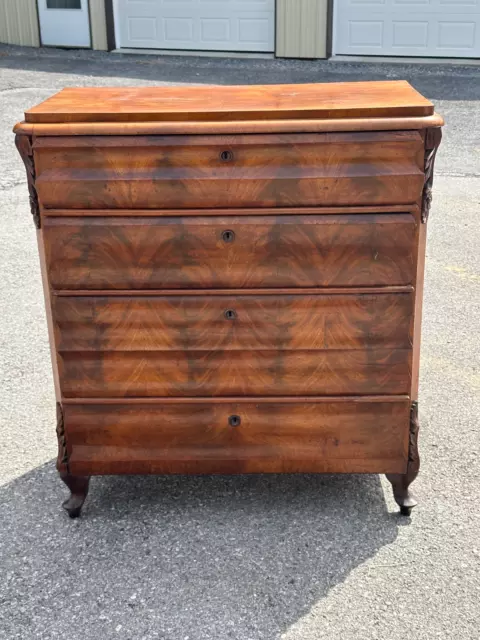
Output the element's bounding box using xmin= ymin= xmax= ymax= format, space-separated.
xmin=407 ymin=401 xmax=420 ymax=476
xmin=422 ymin=127 xmax=443 ymax=224
xmin=386 ymin=401 xmax=420 ymax=516
xmin=15 ymin=134 xmax=41 ymax=229
xmin=56 ymin=402 xmax=69 ymax=473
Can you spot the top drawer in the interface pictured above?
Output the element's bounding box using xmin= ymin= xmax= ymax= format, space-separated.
xmin=33 ymin=132 xmax=425 ymax=210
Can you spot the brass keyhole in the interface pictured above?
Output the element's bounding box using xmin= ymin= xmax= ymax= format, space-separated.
xmin=222 ymin=229 xmax=235 ymax=243
xmin=220 ymin=150 xmax=234 ymax=162
xmin=224 ymin=309 xmax=237 ymax=320
xmin=228 ymin=415 xmax=241 ymax=427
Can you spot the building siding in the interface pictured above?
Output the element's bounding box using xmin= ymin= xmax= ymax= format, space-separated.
xmin=0 ymin=0 xmax=40 ymax=47
xmin=276 ymin=0 xmax=328 ymax=59
xmin=0 ymin=0 xmax=329 ymax=58
xmin=89 ymin=0 xmax=108 ymax=50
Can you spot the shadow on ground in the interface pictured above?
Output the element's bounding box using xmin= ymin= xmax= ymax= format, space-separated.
xmin=1 ymin=463 xmax=404 ymax=640
xmin=0 ymin=44 xmax=479 ymax=102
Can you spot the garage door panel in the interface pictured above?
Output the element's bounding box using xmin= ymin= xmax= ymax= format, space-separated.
xmin=335 ymin=0 xmax=480 ymax=57
xmin=118 ymin=0 xmax=275 ymax=52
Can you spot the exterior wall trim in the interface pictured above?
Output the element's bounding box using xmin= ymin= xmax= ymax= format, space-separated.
xmin=276 ymin=0 xmax=328 ymax=59
xmin=89 ymin=0 xmax=108 ymax=51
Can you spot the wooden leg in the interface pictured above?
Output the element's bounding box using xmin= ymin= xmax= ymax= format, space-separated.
xmin=386 ymin=401 xmax=420 ymax=516
xmin=59 ymin=471 xmax=90 ymax=518
xmin=56 ymin=402 xmax=90 ymax=518
xmin=386 ymin=472 xmax=418 ymax=516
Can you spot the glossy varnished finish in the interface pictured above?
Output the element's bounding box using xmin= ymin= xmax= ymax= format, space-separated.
xmin=43 ymin=214 xmax=417 ymax=290
xmin=13 ymin=82 xmax=443 ymax=517
xmin=33 ymin=132 xmax=424 ymax=209
xmin=58 ymin=348 xmax=411 ymax=398
xmin=63 ymin=399 xmax=410 ymax=475
xmin=54 ymin=292 xmax=413 ymax=398
xmin=25 ymin=82 xmax=434 ymax=123
xmin=13 ymin=114 xmax=444 ymax=137
xmin=52 ymin=293 xmax=414 ymax=352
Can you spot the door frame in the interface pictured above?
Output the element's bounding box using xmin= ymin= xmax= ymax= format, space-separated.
xmin=37 ymin=0 xmax=92 ymax=48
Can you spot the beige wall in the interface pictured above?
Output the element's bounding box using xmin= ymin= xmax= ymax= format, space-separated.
xmin=89 ymin=0 xmax=108 ymax=51
xmin=276 ymin=0 xmax=328 ymax=59
xmin=0 ymin=0 xmax=40 ymax=47
xmin=1 ymin=0 xmax=329 ymax=57
xmin=0 ymin=0 xmax=107 ymax=50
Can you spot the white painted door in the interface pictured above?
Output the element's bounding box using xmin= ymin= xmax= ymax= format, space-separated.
xmin=334 ymin=0 xmax=480 ymax=58
xmin=38 ymin=0 xmax=91 ymax=47
xmin=116 ymin=0 xmax=275 ymax=52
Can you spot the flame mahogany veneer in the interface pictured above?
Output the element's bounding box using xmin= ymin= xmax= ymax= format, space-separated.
xmin=14 ymin=82 xmax=443 ymax=518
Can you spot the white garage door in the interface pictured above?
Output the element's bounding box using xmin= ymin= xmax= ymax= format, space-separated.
xmin=116 ymin=0 xmax=275 ymax=52
xmin=334 ymin=0 xmax=480 ymax=58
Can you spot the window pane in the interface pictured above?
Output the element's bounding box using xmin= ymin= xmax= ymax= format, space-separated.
xmin=46 ymin=0 xmax=81 ymax=9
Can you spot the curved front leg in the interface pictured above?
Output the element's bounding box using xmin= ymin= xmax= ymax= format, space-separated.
xmin=59 ymin=472 xmax=90 ymax=518
xmin=56 ymin=402 xmax=90 ymax=518
xmin=386 ymin=471 xmax=418 ymax=516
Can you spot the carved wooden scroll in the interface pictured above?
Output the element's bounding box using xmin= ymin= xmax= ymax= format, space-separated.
xmin=15 ymin=134 xmax=40 ymax=229
xmin=56 ymin=402 xmax=69 ymax=473
xmin=422 ymin=127 xmax=443 ymax=223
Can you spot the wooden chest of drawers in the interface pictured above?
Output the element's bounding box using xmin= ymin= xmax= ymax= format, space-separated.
xmin=14 ymin=81 xmax=443 ymax=518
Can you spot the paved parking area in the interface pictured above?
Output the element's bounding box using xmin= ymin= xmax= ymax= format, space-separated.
xmin=0 ymin=44 xmax=479 ymax=640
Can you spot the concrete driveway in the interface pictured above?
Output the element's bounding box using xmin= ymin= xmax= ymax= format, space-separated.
xmin=0 ymin=45 xmax=479 ymax=640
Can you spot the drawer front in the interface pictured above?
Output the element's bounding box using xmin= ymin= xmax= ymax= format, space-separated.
xmin=53 ymin=294 xmax=413 ymax=352
xmin=64 ymin=400 xmax=410 ymax=475
xmin=58 ymin=348 xmax=411 ymax=398
xmin=44 ymin=214 xmax=417 ymax=290
xmin=34 ymin=132 xmax=424 ymax=209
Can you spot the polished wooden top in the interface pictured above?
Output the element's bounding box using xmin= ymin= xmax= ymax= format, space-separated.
xmin=24 ymin=81 xmax=434 ymax=124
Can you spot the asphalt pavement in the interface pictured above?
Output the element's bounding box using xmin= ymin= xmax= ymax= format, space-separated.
xmin=0 ymin=44 xmax=479 ymax=640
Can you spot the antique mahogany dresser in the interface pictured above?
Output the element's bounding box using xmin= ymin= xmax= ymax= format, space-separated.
xmin=14 ymin=82 xmax=443 ymax=518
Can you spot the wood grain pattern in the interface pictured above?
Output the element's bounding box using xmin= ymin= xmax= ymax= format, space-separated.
xmin=58 ymin=348 xmax=411 ymax=398
xmin=53 ymin=294 xmax=414 ymax=352
xmin=34 ymin=132 xmax=425 ymax=209
xmin=25 ymin=82 xmax=434 ymax=124
xmin=13 ymin=82 xmax=444 ymax=517
xmin=44 ymin=214 xmax=417 ymax=290
xmin=37 ymin=230 xmax=61 ymax=401
xmin=13 ymin=113 xmax=445 ymax=137
xmin=63 ymin=400 xmax=410 ymax=475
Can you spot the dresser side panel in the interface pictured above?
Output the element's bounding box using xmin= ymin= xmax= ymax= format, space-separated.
xmin=37 ymin=229 xmax=61 ymax=401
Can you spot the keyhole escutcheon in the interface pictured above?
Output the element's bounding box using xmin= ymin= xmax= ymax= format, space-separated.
xmin=220 ymin=150 xmax=234 ymax=162
xmin=222 ymin=229 xmax=235 ymax=243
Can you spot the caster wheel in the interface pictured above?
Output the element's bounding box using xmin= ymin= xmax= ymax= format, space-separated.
xmin=400 ymin=505 xmax=413 ymax=517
